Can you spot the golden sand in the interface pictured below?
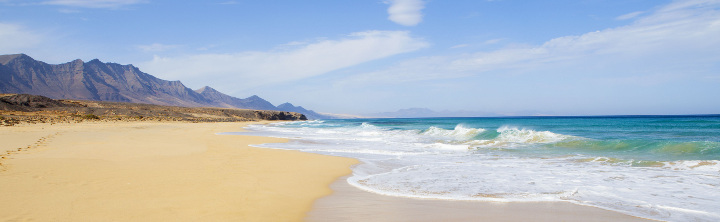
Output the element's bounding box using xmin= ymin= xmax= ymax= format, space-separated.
xmin=0 ymin=121 xmax=357 ymax=221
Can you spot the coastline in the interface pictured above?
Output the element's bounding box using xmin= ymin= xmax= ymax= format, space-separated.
xmin=308 ymin=176 xmax=654 ymax=222
xmin=0 ymin=121 xmax=357 ymax=221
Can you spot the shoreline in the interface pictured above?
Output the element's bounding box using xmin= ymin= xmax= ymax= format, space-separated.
xmin=308 ymin=176 xmax=654 ymax=222
xmin=0 ymin=121 xmax=357 ymax=221
xmin=0 ymin=120 xmax=661 ymax=221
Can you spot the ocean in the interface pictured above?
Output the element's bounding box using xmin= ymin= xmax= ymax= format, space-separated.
xmin=236 ymin=115 xmax=720 ymax=221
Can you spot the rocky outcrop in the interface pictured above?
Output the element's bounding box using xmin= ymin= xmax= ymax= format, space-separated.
xmin=276 ymin=102 xmax=331 ymax=119
xmin=253 ymin=110 xmax=306 ymax=120
xmin=0 ymin=94 xmax=80 ymax=111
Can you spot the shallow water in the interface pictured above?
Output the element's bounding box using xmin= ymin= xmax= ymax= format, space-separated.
xmin=237 ymin=115 xmax=720 ymax=221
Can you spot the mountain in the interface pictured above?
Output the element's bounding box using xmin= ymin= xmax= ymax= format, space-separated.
xmin=0 ymin=54 xmax=327 ymax=118
xmin=0 ymin=54 xmax=209 ymax=107
xmin=194 ymin=86 xmax=276 ymax=110
xmin=276 ymin=102 xmax=330 ymax=120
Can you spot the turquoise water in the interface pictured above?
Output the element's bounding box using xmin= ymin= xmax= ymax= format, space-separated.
xmin=240 ymin=115 xmax=720 ymax=221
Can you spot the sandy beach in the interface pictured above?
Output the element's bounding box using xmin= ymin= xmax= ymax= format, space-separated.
xmin=0 ymin=121 xmax=357 ymax=221
xmin=0 ymin=120 xmax=662 ymax=221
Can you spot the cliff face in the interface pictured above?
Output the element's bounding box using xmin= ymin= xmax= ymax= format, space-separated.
xmin=0 ymin=54 xmax=321 ymax=117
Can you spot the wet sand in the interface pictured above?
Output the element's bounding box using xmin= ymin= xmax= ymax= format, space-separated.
xmin=308 ymin=176 xmax=653 ymax=222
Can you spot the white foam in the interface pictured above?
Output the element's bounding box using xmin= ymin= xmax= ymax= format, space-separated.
xmin=421 ymin=125 xmax=486 ymax=141
xmin=663 ymin=160 xmax=720 ymax=171
xmin=466 ymin=126 xmax=573 ymax=149
xmin=238 ymin=121 xmax=720 ymax=222
xmin=495 ymin=126 xmax=570 ymax=143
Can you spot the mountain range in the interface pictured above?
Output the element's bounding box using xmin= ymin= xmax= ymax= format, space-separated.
xmin=0 ymin=54 xmax=328 ymax=119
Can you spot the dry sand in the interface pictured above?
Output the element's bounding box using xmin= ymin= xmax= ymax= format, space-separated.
xmin=0 ymin=121 xmax=357 ymax=221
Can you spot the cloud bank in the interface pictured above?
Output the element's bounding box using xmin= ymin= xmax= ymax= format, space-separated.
xmin=139 ymin=30 xmax=428 ymax=91
xmin=386 ymin=0 xmax=425 ymax=26
xmin=344 ymin=0 xmax=720 ymax=85
xmin=0 ymin=23 xmax=41 ymax=53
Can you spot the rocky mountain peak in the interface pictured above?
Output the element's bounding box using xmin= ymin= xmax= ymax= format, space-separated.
xmin=278 ymin=102 xmax=306 ymax=110
xmin=87 ymin=58 xmax=103 ymax=64
xmin=195 ymin=86 xmax=219 ymax=94
xmin=246 ymin=95 xmax=262 ymax=100
xmin=0 ymin=53 xmax=29 ymax=65
xmin=277 ymin=102 xmax=294 ymax=108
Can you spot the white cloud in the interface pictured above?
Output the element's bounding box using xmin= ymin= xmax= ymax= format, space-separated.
xmin=616 ymin=11 xmax=644 ymax=20
xmin=0 ymin=23 xmax=42 ymax=53
xmin=386 ymin=0 xmax=425 ymax=26
xmin=139 ymin=30 xmax=428 ymax=91
xmin=137 ymin=43 xmax=181 ymax=52
xmin=342 ymin=0 xmax=720 ymax=85
xmin=41 ymin=0 xmax=146 ymax=8
xmin=483 ymin=38 xmax=503 ymax=45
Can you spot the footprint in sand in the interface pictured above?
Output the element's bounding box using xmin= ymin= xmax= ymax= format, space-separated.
xmin=0 ymin=133 xmax=61 ymax=169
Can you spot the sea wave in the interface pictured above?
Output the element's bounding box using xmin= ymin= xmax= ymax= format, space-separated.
xmin=420 ymin=125 xmax=486 ymax=142
xmin=467 ymin=126 xmax=574 ymax=148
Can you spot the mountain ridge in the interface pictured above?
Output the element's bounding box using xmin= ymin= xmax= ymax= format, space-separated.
xmin=0 ymin=54 xmax=330 ymax=119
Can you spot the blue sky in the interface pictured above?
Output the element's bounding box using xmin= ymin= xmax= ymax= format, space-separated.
xmin=1 ymin=0 xmax=719 ymax=116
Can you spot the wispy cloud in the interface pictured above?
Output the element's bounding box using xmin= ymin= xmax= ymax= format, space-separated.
xmin=41 ymin=0 xmax=147 ymax=8
xmin=483 ymin=38 xmax=503 ymax=45
xmin=137 ymin=43 xmax=181 ymax=52
xmin=139 ymin=30 xmax=428 ymax=91
xmin=0 ymin=22 xmax=42 ymax=53
xmin=386 ymin=0 xmax=425 ymax=26
xmin=342 ymin=0 xmax=720 ymax=85
xmin=616 ymin=11 xmax=645 ymax=20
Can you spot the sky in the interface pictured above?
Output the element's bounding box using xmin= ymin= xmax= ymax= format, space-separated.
xmin=1 ymin=0 xmax=719 ymax=116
